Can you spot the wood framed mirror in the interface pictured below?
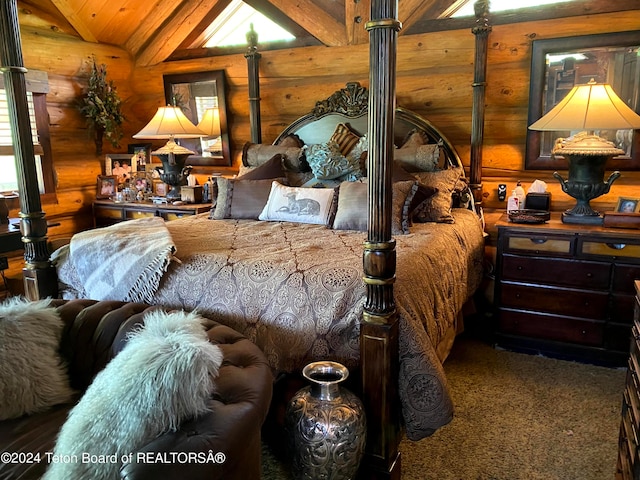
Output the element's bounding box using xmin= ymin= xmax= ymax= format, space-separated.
xmin=163 ymin=70 xmax=231 ymax=166
xmin=525 ymin=31 xmax=640 ymax=170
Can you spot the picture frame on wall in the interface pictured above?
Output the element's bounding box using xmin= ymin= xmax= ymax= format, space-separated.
xmin=615 ymin=197 xmax=640 ymax=213
xmin=96 ymin=175 xmax=117 ymax=199
xmin=128 ymin=143 xmax=152 ymax=172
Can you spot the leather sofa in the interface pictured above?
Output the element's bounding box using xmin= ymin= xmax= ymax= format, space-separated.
xmin=0 ymin=299 xmax=273 ymax=480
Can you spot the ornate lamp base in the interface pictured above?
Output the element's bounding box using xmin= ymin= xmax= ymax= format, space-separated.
xmin=551 ymin=133 xmax=623 ymax=226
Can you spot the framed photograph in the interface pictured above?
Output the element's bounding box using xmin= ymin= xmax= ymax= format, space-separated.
xmin=153 ymin=181 xmax=168 ymax=197
xmin=105 ymin=154 xmax=137 ymax=185
xmin=615 ymin=197 xmax=640 ymax=213
xmin=133 ymin=172 xmax=152 ymax=194
xmin=96 ymin=175 xmax=117 ymax=199
xmin=128 ymin=143 xmax=152 ymax=172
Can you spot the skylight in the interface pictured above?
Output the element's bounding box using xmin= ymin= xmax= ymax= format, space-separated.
xmin=452 ymin=0 xmax=576 ymax=17
xmin=203 ymin=0 xmax=295 ymax=48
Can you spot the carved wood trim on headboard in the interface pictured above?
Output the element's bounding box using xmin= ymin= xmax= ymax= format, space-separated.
xmin=312 ymin=82 xmax=369 ymax=117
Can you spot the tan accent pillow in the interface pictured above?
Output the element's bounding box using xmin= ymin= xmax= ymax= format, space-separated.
xmin=400 ymin=128 xmax=429 ymax=148
xmin=211 ymin=177 xmax=287 ymax=220
xmin=412 ymin=167 xmax=464 ymax=224
xmin=242 ymin=143 xmax=307 ymax=172
xmin=330 ymin=123 xmax=360 ymax=156
xmin=394 ymin=144 xmax=440 ymax=173
xmin=333 ymin=180 xmax=417 ymax=235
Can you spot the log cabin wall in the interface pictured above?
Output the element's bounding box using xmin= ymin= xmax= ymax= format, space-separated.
xmin=8 ymin=7 xmax=640 ymax=246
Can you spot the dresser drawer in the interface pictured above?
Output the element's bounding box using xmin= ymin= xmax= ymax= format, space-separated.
xmin=612 ymin=295 xmax=637 ymax=324
xmin=162 ymin=211 xmax=194 ymax=221
xmin=125 ymin=209 xmax=156 ymax=219
xmin=581 ymin=238 xmax=640 ymax=262
xmin=614 ymin=265 xmax=640 ymax=295
xmin=94 ymin=206 xmax=123 ymax=220
xmin=498 ymin=308 xmax=604 ymax=346
xmin=501 ymin=254 xmax=611 ymax=289
xmin=505 ymin=234 xmax=573 ymax=256
xmin=500 ymin=281 xmax=609 ymax=319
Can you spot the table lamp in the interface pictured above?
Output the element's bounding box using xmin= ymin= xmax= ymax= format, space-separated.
xmin=197 ymin=107 xmax=221 ymax=153
xmin=529 ymin=79 xmax=640 ymax=225
xmin=133 ymin=106 xmax=205 ymax=200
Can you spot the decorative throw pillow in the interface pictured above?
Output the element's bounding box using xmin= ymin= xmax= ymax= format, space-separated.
xmin=242 ymin=143 xmax=307 ymax=172
xmin=305 ymin=141 xmax=361 ymax=180
xmin=391 ymin=164 xmax=439 ymax=216
xmin=330 ymin=123 xmax=361 ymax=156
xmin=259 ymin=181 xmax=337 ymax=226
xmin=412 ymin=167 xmax=465 ymax=224
xmin=393 ymin=144 xmax=440 ymax=173
xmin=0 ymin=297 xmax=76 ymax=420
xmin=237 ymin=153 xmax=285 ymax=180
xmin=400 ymin=128 xmax=429 ymax=148
xmin=210 ymin=177 xmax=286 ymax=220
xmin=276 ymin=134 xmax=304 ymax=148
xmin=332 ymin=179 xmax=418 ymax=235
xmin=44 ymin=310 xmax=223 ymax=480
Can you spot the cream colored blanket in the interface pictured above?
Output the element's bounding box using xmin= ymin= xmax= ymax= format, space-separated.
xmin=56 ymin=217 xmax=176 ymax=303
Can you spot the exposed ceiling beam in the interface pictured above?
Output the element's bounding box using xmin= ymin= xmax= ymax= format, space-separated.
xmin=49 ymin=0 xmax=97 ymax=42
xmin=345 ymin=0 xmax=369 ymax=45
xmin=265 ymin=0 xmax=347 ymax=46
xmin=135 ymin=0 xmax=223 ymax=67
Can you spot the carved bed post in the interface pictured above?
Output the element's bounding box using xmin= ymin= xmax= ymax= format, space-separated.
xmin=0 ymin=0 xmax=57 ymax=300
xmin=361 ymin=1 xmax=402 ymax=478
xmin=470 ymin=0 xmax=491 ymax=207
xmin=245 ymin=24 xmax=262 ymax=144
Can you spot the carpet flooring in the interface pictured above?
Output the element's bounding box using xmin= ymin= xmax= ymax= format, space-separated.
xmin=261 ymin=335 xmax=626 ymax=479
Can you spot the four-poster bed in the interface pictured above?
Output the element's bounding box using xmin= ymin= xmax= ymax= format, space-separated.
xmin=3 ymin=1 xmax=488 ymax=478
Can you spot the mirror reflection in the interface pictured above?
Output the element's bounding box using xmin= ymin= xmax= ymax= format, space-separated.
xmin=163 ymin=71 xmax=231 ymax=166
xmin=526 ymin=31 xmax=640 ymax=170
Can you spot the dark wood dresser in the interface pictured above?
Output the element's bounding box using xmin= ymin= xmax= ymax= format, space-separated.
xmin=493 ymin=213 xmax=640 ymax=366
xmin=616 ymin=280 xmax=640 ymax=480
xmin=93 ymin=200 xmax=211 ymax=227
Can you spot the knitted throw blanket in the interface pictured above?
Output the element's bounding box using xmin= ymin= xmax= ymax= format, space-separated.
xmin=69 ymin=216 xmax=176 ymax=303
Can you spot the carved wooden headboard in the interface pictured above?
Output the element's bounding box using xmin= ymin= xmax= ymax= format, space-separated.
xmin=273 ymin=82 xmax=463 ymax=170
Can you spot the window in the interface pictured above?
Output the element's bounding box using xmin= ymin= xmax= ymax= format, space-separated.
xmin=202 ymin=0 xmax=294 ymax=48
xmin=0 ymin=70 xmax=54 ymax=197
xmin=451 ymin=0 xmax=577 ymax=16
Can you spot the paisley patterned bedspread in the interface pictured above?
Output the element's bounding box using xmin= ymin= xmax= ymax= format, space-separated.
xmin=55 ymin=208 xmax=484 ymax=440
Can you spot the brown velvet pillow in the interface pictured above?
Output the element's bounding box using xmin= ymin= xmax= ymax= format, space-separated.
xmin=412 ymin=167 xmax=464 ymax=224
xmin=210 ymin=177 xmax=287 ymax=220
xmin=237 ymin=154 xmax=285 ymax=180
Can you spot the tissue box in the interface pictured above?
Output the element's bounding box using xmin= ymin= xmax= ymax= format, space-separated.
xmin=525 ymin=192 xmax=551 ymax=211
xmin=180 ymin=185 xmax=203 ymax=203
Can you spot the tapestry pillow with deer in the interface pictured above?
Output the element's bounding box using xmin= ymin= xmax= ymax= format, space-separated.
xmin=259 ymin=181 xmax=337 ymax=226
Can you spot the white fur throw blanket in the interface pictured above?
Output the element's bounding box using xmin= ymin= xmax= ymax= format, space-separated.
xmin=44 ymin=309 xmax=223 ymax=480
xmin=68 ymin=216 xmax=176 ymax=303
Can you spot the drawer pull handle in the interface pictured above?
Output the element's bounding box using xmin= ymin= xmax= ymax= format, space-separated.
xmin=517 ymin=266 xmax=523 ymax=271
xmin=606 ymin=243 xmax=626 ymax=250
xmin=586 ymin=272 xmax=592 ymax=278
xmin=530 ymin=239 xmax=547 ymax=245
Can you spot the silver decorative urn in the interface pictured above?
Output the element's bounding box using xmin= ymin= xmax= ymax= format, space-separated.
xmin=284 ymin=361 xmax=366 ymax=480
